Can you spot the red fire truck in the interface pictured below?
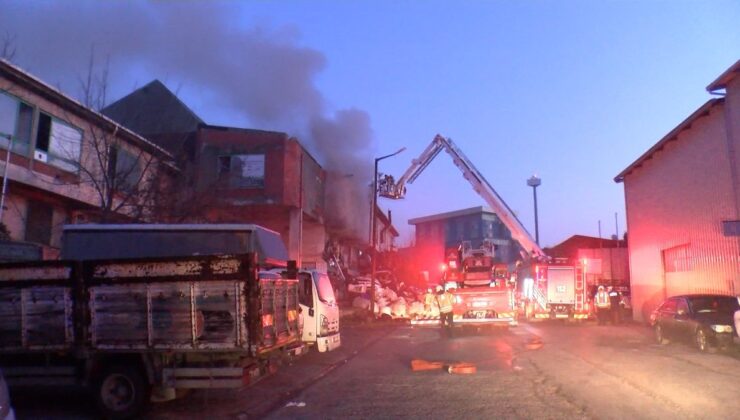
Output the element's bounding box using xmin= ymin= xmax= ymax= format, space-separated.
xmin=413 ymin=240 xmax=518 ymax=328
xmin=518 ymin=258 xmax=591 ymax=321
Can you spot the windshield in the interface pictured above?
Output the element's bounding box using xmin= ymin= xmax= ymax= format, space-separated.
xmin=315 ymin=273 xmax=336 ymax=304
xmin=688 ymin=296 xmax=739 ymax=314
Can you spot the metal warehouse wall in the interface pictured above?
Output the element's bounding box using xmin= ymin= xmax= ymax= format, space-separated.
xmin=624 ymin=101 xmax=740 ymax=322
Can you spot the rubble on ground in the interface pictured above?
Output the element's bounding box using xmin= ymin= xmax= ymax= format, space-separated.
xmin=348 ymin=274 xmax=438 ymax=321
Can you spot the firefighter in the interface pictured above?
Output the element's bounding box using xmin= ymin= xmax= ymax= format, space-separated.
xmin=436 ymin=285 xmax=454 ymax=338
xmin=594 ymin=285 xmax=611 ymax=326
xmin=608 ymin=286 xmax=622 ymax=325
xmin=423 ymin=287 xmax=436 ymax=317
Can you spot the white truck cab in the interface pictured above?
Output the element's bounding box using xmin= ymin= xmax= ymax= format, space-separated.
xmin=272 ymin=269 xmax=341 ymax=352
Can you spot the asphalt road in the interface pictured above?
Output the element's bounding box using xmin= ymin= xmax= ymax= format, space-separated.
xmin=11 ymin=320 xmax=740 ymax=419
xmin=267 ymin=322 xmax=740 ymax=419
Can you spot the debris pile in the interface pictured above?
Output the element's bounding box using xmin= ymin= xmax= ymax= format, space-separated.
xmin=347 ymin=272 xmax=437 ymax=320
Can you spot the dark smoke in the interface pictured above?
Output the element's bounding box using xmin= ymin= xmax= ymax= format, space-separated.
xmin=0 ymin=0 xmax=374 ymax=240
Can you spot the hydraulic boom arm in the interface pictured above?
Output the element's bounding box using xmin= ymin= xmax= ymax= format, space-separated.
xmin=379 ymin=134 xmax=546 ymax=259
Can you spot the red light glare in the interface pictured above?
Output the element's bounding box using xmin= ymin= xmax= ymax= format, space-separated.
xmin=440 ymin=263 xmax=448 ymax=272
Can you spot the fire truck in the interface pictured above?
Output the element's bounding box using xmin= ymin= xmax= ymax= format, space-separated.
xmin=379 ymin=134 xmax=542 ymax=328
xmin=518 ymin=257 xmax=590 ymax=321
xmin=378 ymin=134 xmax=592 ymax=324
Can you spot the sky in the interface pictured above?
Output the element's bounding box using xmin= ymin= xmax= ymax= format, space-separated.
xmin=1 ymin=0 xmax=738 ymax=247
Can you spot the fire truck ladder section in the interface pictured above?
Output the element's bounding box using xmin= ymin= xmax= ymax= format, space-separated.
xmin=379 ymin=134 xmax=546 ymax=260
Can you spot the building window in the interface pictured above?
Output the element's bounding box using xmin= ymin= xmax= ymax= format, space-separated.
xmin=662 ymin=244 xmax=691 ymax=273
xmin=218 ymin=154 xmax=265 ymax=188
xmin=469 ymin=219 xmax=480 ymax=239
xmin=0 ymin=91 xmax=33 ymax=155
xmin=108 ymin=146 xmax=143 ymax=191
xmin=25 ymin=201 xmax=54 ymax=245
xmin=723 ymin=220 xmax=740 ymax=237
xmin=34 ymin=112 xmax=82 ymax=172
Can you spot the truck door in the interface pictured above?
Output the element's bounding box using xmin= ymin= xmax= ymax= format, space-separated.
xmin=298 ymin=272 xmax=316 ymax=343
xmin=546 ymin=267 xmax=575 ymax=305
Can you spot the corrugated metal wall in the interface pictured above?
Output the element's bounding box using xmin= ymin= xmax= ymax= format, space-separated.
xmin=624 ymin=101 xmax=740 ymax=322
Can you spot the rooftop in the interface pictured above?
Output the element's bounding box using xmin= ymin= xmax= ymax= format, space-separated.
xmin=408 ymin=206 xmax=495 ymax=225
xmin=706 ymin=59 xmax=740 ymax=92
xmin=614 ymin=98 xmax=723 ymax=183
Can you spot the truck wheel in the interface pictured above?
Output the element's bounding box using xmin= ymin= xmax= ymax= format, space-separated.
xmin=95 ymin=364 xmax=150 ymax=419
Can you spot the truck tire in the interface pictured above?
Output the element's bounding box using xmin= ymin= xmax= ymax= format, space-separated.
xmin=94 ymin=364 xmax=150 ymax=420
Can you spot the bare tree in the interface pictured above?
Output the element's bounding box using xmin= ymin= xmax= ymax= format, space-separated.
xmin=0 ymin=33 xmax=16 ymax=61
xmin=72 ymin=49 xmax=217 ymax=223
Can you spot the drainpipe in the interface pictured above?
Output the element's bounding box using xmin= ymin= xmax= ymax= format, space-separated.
xmin=0 ymin=133 xmax=13 ymax=225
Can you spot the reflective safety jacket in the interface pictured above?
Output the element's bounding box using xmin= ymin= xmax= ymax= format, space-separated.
xmin=436 ymin=292 xmax=454 ymax=313
xmin=594 ymin=291 xmax=611 ymax=309
xmin=424 ymin=292 xmax=436 ymax=307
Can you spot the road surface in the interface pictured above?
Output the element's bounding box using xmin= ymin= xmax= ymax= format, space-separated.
xmin=11 ymin=321 xmax=740 ymax=419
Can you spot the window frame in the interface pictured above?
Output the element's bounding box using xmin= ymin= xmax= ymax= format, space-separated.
xmin=217 ymin=153 xmax=266 ymax=189
xmin=0 ymin=90 xmax=34 ymax=156
xmin=35 ymin=113 xmax=83 ymax=173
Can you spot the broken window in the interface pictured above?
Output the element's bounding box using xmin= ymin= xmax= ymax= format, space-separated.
xmin=25 ymin=200 xmax=54 ymax=245
xmin=217 ymin=154 xmax=265 ymax=188
xmin=35 ymin=112 xmax=82 ymax=172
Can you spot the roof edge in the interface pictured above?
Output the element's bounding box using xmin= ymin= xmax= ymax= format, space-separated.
xmin=707 ymin=59 xmax=740 ymax=92
xmin=614 ymin=98 xmax=723 ymax=183
xmin=408 ymin=206 xmax=495 ymax=225
xmin=0 ymin=59 xmax=175 ymax=162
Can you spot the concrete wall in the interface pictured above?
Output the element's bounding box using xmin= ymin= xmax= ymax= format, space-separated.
xmin=624 ymin=95 xmax=740 ymax=321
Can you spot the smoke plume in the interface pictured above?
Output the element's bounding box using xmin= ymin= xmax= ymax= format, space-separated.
xmin=0 ymin=1 xmax=374 ymax=240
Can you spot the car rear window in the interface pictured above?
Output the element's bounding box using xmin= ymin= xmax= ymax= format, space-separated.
xmin=688 ymin=296 xmax=740 ymax=314
xmin=659 ymin=299 xmax=677 ymax=313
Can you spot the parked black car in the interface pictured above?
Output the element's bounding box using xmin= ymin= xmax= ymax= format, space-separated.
xmin=650 ymin=294 xmax=739 ymax=352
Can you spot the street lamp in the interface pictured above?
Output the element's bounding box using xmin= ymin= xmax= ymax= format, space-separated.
xmin=526 ymin=175 xmax=541 ymax=246
xmin=370 ymin=147 xmax=406 ymax=319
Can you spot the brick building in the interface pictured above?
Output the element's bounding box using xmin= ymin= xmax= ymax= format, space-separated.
xmin=615 ymin=60 xmax=740 ymax=321
xmin=103 ymin=80 xmax=372 ymax=269
xmin=408 ymin=206 xmax=519 ymax=282
xmin=545 ymin=234 xmax=629 ymax=288
xmin=0 ymin=60 xmax=175 ymax=257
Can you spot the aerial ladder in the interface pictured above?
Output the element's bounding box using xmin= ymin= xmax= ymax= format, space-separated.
xmin=378 ymin=134 xmax=546 ymax=260
xmin=379 ymin=134 xmax=586 ymax=319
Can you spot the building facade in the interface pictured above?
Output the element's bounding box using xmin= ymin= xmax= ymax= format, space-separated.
xmin=0 ymin=60 xmax=175 ymax=257
xmin=409 ymin=206 xmax=519 ymax=280
xmin=103 ymin=80 xmax=383 ymax=271
xmin=545 ymin=234 xmax=629 ymax=288
xmin=615 ymin=60 xmax=740 ymax=321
